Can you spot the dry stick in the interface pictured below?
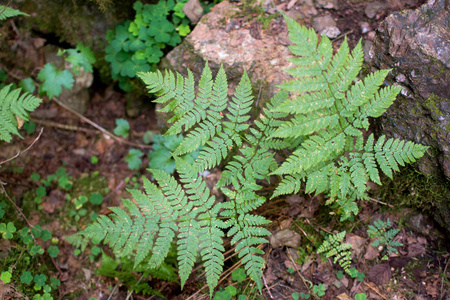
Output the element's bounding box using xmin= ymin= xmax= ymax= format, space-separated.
xmin=262 ymin=274 xmax=274 ymax=299
xmin=368 ymin=197 xmax=394 ymax=208
xmin=0 ymin=128 xmax=44 ymax=242
xmin=52 ymin=98 xmax=153 ymax=149
xmin=363 ymin=282 xmax=387 ymax=300
xmin=0 ymin=127 xmax=43 ymax=165
xmin=30 ymin=117 xmax=98 ymax=134
xmin=286 ymin=249 xmax=317 ymax=299
xmin=440 ymin=258 xmax=449 ymax=300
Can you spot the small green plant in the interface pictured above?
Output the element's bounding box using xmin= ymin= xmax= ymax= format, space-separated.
xmin=355 ymin=292 xmax=367 ymax=300
xmin=96 ymin=251 xmax=178 ymax=297
xmin=317 ymin=231 xmax=352 ymax=274
xmin=113 ymin=118 xmax=130 ymax=137
xmin=148 ymin=133 xmax=201 ymax=174
xmin=213 ymin=268 xmax=248 ymax=300
xmin=105 ymin=0 xmax=191 ymax=91
xmin=312 ymin=283 xmax=327 ymax=297
xmin=126 ymin=148 xmax=145 ymax=170
xmin=367 ymin=218 xmax=402 ymax=260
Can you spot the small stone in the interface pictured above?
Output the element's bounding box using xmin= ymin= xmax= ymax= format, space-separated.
xmin=183 ymin=0 xmax=204 ymax=24
xmin=365 ymin=1 xmax=388 ymax=19
xmin=315 ymin=0 xmax=338 ymax=9
xmin=363 ymin=40 xmax=373 ymax=62
xmin=312 ymin=14 xmax=337 ymax=33
xmin=321 ymin=27 xmax=341 ymax=39
xmin=360 ymin=22 xmax=371 ymax=34
xmin=270 ymin=229 xmax=301 ymax=249
xmin=346 ymin=233 xmax=366 ymax=256
xmin=396 ymin=73 xmax=407 ymax=82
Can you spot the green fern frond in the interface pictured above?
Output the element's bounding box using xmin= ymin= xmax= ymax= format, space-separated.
xmin=0 ymin=5 xmax=28 ymax=21
xmin=0 ymin=85 xmax=42 ymax=142
xmin=318 ymin=231 xmax=353 ymax=274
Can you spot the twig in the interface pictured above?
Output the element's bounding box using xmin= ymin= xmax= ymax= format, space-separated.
xmin=0 ymin=128 xmax=44 ymax=165
xmin=440 ymin=258 xmax=449 ymax=300
xmin=286 ymin=248 xmax=317 ymax=299
xmin=0 ymin=182 xmax=37 ymax=242
xmin=333 ymin=30 xmax=354 ymax=42
xmin=262 ymin=274 xmax=274 ymax=299
xmin=30 ymin=117 xmax=98 ymax=134
xmin=368 ymin=197 xmax=394 ymax=207
xmin=52 ymin=98 xmax=153 ymax=149
xmin=363 ymin=282 xmax=387 ymax=299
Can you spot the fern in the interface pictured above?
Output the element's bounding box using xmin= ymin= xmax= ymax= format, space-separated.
xmin=317 ymin=231 xmax=353 ymax=274
xmin=0 ymin=85 xmax=42 ymax=142
xmin=79 ymin=14 xmax=429 ymax=295
xmin=0 ymin=5 xmax=28 ymax=21
xmin=269 ymin=15 xmax=428 ymax=220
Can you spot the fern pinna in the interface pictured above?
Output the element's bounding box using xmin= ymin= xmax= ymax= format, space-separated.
xmin=81 ymin=64 xmax=286 ymax=294
xmin=0 ymin=84 xmax=42 ymax=142
xmin=270 ymin=16 xmax=427 ymax=220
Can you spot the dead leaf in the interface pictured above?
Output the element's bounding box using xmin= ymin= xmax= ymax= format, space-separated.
xmin=336 ymin=293 xmax=352 ymax=300
xmin=346 ymin=233 xmax=366 ymax=256
xmin=367 ymin=264 xmax=391 ymax=286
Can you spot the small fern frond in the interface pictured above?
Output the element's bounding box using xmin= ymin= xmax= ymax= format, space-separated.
xmin=0 ymin=85 xmax=42 ymax=142
xmin=0 ymin=5 xmax=28 ymax=21
xmin=318 ymin=231 xmax=353 ymax=274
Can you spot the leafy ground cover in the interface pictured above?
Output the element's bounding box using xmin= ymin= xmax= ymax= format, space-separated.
xmin=0 ymin=0 xmax=448 ymax=299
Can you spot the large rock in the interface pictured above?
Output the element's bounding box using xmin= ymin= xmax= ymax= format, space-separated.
xmin=158 ymin=1 xmax=294 ymax=127
xmin=369 ymin=0 xmax=450 ymax=233
xmin=369 ymin=0 xmax=450 ymax=180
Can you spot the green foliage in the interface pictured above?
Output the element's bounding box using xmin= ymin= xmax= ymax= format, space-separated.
xmin=148 ymin=133 xmax=201 ymax=174
xmin=270 ymin=15 xmax=428 ymax=220
xmin=105 ymin=0 xmax=191 ymax=91
xmin=96 ymin=251 xmax=177 ymax=296
xmin=37 ymin=63 xmax=74 ymax=99
xmin=80 ymin=14 xmax=428 ymax=296
xmin=0 ymin=5 xmax=29 ymax=21
xmin=313 ymin=284 xmax=327 ymax=297
xmin=113 ymin=118 xmax=130 ymax=137
xmin=0 ymin=84 xmax=42 ymax=142
xmin=0 ymin=221 xmax=16 ymax=239
xmin=367 ymin=218 xmax=402 ymax=260
xmin=125 ymin=148 xmax=144 ymax=170
xmin=317 ymin=231 xmax=352 ymax=275
xmin=58 ymin=42 xmax=96 ymax=74
xmin=355 ymin=293 xmax=367 ymax=300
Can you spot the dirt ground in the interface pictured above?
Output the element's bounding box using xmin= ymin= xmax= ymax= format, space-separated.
xmin=1 ymin=0 xmax=448 ymax=299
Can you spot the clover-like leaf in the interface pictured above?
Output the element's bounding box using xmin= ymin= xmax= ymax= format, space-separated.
xmin=178 ymin=24 xmax=191 ymax=37
xmin=125 ymin=149 xmax=144 ymax=170
xmin=0 ymin=222 xmax=16 ymax=239
xmin=37 ymin=63 xmax=74 ymax=98
xmin=21 ymin=271 xmax=33 ymax=284
xmin=61 ymin=43 xmax=96 ymax=74
xmin=0 ymin=271 xmax=12 ymax=283
xmin=148 ymin=19 xmax=174 ymax=43
xmin=113 ymin=118 xmax=130 ymax=137
xmin=89 ymin=193 xmax=103 ymax=205
xmin=48 ymin=245 xmax=59 ymax=258
xmin=34 ymin=274 xmax=47 ymax=287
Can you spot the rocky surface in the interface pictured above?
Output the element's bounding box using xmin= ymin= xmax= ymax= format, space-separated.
xmin=158 ymin=1 xmax=295 ymax=127
xmin=370 ymin=0 xmax=449 ymax=180
xmin=370 ymin=0 xmax=449 ymax=232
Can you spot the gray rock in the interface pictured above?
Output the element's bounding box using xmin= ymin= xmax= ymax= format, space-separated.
xmin=370 ymin=0 xmax=450 ymax=180
xmin=312 ymin=14 xmax=341 ymax=38
xmin=315 ymin=0 xmax=338 ymax=10
xmin=183 ymin=0 xmax=204 ymax=24
xmin=312 ymin=14 xmax=336 ymax=32
xmin=370 ymin=0 xmax=450 ymax=235
xmin=365 ymin=1 xmax=389 ymax=19
xmin=269 ymin=229 xmax=301 ymax=249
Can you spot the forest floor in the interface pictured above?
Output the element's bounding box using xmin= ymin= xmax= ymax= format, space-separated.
xmin=0 ymin=0 xmax=449 ymax=299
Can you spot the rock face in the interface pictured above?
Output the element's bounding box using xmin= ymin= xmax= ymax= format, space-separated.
xmin=370 ymin=0 xmax=450 ymax=233
xmin=370 ymin=0 xmax=450 ymax=180
xmin=159 ymin=1 xmax=294 ymax=127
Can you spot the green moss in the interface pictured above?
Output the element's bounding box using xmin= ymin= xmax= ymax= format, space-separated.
xmin=71 ymin=171 xmax=108 ymax=198
xmin=373 ymin=165 xmax=449 ymax=226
